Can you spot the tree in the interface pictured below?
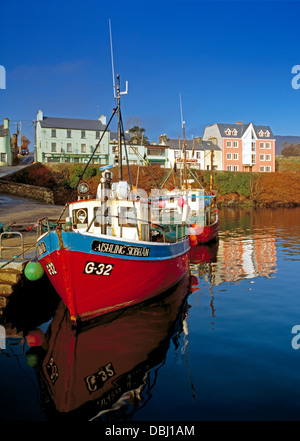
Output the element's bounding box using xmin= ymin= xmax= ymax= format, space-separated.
xmin=128 ymin=125 xmax=150 ymax=145
xmin=282 ymin=143 xmax=300 ymax=157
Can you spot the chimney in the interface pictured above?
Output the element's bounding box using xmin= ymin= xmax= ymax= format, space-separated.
xmin=159 ymin=134 xmax=168 ymax=145
xmin=236 ymin=121 xmax=243 ymax=124
xmin=99 ymin=115 xmax=106 ymax=125
xmin=37 ymin=110 xmax=43 ymax=121
xmin=3 ymin=118 xmax=9 ymax=129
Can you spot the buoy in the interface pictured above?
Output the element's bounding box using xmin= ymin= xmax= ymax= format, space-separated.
xmin=24 ymin=260 xmax=44 ymax=281
xmin=189 ymin=234 xmax=198 ymax=247
xmin=26 ymin=329 xmax=45 ymax=347
xmin=178 ymin=197 xmax=185 ymax=208
xmin=25 ymin=347 xmax=46 ymax=368
xmin=158 ymin=199 xmax=166 ymax=209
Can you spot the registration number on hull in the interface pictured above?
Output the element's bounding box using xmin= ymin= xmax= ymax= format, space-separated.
xmin=83 ymin=261 xmax=114 ymax=276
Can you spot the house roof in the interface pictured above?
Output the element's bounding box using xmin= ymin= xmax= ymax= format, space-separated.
xmin=39 ymin=116 xmax=107 ymax=131
xmin=110 ymin=132 xmax=131 ymax=143
xmin=215 ymin=123 xmax=275 ymax=139
xmin=163 ymin=138 xmax=221 ymax=151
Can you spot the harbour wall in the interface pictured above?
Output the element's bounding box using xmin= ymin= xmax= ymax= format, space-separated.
xmin=0 ymin=179 xmax=55 ymax=204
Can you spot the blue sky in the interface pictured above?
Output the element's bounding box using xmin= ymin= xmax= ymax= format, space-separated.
xmin=1 ymin=0 xmax=300 ymax=147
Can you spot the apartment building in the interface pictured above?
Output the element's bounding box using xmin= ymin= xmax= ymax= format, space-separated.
xmin=202 ymin=122 xmax=276 ymax=172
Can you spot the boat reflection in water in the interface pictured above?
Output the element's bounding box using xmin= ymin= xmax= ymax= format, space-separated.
xmin=32 ymin=274 xmax=191 ymax=421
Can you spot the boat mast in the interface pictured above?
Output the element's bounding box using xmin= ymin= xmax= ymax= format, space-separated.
xmin=116 ymin=74 xmax=122 ymax=181
xmin=180 ymin=93 xmax=188 ymax=192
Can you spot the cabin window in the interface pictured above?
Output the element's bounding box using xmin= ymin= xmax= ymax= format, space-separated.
xmin=73 ymin=208 xmax=88 ymax=228
xmin=118 ymin=206 xmax=137 ymax=228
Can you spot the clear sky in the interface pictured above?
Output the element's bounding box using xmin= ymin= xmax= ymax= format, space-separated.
xmin=1 ymin=0 xmax=300 ymax=147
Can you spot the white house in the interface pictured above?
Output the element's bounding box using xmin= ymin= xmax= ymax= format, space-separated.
xmin=0 ymin=118 xmax=12 ymax=166
xmin=35 ymin=110 xmax=110 ymax=164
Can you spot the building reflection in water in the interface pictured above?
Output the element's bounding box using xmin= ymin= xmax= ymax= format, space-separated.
xmin=190 ymin=232 xmax=277 ymax=287
xmin=21 ymin=273 xmax=192 ymax=421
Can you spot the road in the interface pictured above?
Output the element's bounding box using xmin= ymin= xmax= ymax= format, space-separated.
xmin=0 ymin=153 xmax=34 ymax=178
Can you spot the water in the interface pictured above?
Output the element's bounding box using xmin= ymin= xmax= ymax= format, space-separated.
xmin=0 ymin=206 xmax=300 ymax=421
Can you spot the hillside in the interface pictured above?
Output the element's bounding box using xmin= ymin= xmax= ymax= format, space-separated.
xmin=2 ymin=162 xmax=300 ymax=207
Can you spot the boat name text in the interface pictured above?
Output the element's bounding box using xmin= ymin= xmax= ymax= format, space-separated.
xmin=92 ymin=240 xmax=150 ymax=257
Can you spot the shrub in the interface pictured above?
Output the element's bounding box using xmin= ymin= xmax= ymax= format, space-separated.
xmin=204 ymin=171 xmax=255 ymax=197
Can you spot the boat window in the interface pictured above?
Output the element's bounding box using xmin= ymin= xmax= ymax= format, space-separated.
xmin=118 ymin=206 xmax=138 ymax=228
xmin=72 ymin=208 xmax=88 ymax=229
xmin=94 ymin=206 xmax=111 ymax=227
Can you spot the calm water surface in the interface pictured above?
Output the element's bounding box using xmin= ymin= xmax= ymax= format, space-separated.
xmin=0 ymin=207 xmax=300 ymax=421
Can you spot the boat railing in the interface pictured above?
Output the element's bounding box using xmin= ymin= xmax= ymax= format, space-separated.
xmin=86 ymin=212 xmax=168 ymax=243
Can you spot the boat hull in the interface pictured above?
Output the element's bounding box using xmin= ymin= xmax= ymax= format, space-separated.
xmin=196 ymin=219 xmax=219 ymax=244
xmin=37 ymin=230 xmax=190 ymax=322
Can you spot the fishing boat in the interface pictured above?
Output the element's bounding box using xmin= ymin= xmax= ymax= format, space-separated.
xmin=158 ymin=97 xmax=219 ymax=245
xmin=35 ymin=75 xmax=191 ymax=323
xmin=35 ymin=274 xmax=190 ymax=419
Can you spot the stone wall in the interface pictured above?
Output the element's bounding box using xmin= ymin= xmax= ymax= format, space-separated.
xmin=0 ymin=179 xmax=55 ymax=204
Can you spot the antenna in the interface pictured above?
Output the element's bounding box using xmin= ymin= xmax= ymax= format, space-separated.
xmin=109 ymin=19 xmax=128 ymax=98
xmin=179 ymin=93 xmax=185 ymax=127
xmin=109 ymin=19 xmax=116 ymax=98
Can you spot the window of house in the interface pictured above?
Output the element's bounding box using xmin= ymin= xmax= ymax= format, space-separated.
xmin=81 ymin=130 xmax=86 ymax=138
xmin=252 ymin=143 xmax=256 ymax=152
xmin=233 ymin=141 xmax=238 ymax=148
xmin=265 ymin=131 xmax=270 ymax=137
xmin=252 ymin=154 xmax=256 ymax=164
xmin=260 ymin=166 xmax=265 ymax=172
xmin=227 ymin=153 xmax=232 ymax=160
xmin=174 ymin=150 xmax=178 ymax=158
xmin=266 ymin=166 xmax=271 ymax=172
xmin=226 ymin=141 xmax=232 ymax=147
xmin=51 ymin=143 xmax=56 ymax=152
xmin=65 ymin=158 xmax=71 ymax=162
xmin=227 ymin=165 xmax=232 ymax=171
xmin=266 ymin=154 xmax=271 ymax=161
xmin=260 ymin=154 xmax=265 ymax=161
xmin=233 ymin=165 xmax=238 ymax=171
xmin=67 ymin=143 xmax=72 ymax=153
xmin=260 ymin=142 xmax=265 ymax=148
xmin=266 ymin=142 xmax=271 ymax=149
xmin=67 ymin=129 xmax=72 ymax=138
xmin=0 ymin=153 xmax=7 ymax=162
xmin=81 ymin=144 xmax=86 ymax=153
xmin=96 ymin=131 xmax=100 ymax=139
xmin=51 ymin=129 xmax=56 ymax=137
xmin=232 ymin=129 xmax=238 ymax=136
xmin=73 ymin=158 xmax=79 ymax=163
xmin=233 ymin=153 xmax=238 ymax=160
xmin=196 ymin=152 xmax=201 ymax=159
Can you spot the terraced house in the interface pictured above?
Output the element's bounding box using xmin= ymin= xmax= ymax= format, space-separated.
xmin=35 ymin=110 xmax=110 ymax=164
xmin=202 ymin=122 xmax=276 ymax=172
